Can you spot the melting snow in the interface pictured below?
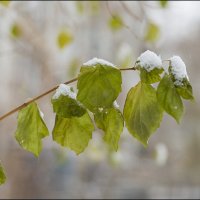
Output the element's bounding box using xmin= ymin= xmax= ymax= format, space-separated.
xmin=52 ymin=84 xmax=76 ymax=100
xmin=113 ymin=101 xmax=119 ymax=109
xmin=83 ymin=57 xmax=116 ymax=68
xmin=137 ymin=50 xmax=162 ymax=72
xmin=170 ymin=56 xmax=189 ymax=85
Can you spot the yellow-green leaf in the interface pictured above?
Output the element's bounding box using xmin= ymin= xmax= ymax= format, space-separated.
xmin=0 ymin=1 xmax=10 ymax=7
xmin=123 ymin=82 xmax=163 ymax=146
xmin=0 ymin=163 xmax=6 ymax=185
xmin=52 ymin=84 xmax=86 ymax=118
xmin=10 ymin=23 xmax=22 ymax=38
xmin=15 ymin=102 xmax=49 ymax=157
xmin=57 ymin=30 xmax=74 ymax=49
xmin=52 ymin=113 xmax=94 ymax=155
xmin=108 ymin=15 xmax=123 ymax=31
xmin=157 ymin=74 xmax=184 ymax=123
xmin=94 ymin=106 xmax=124 ymax=151
xmin=145 ymin=23 xmax=160 ymax=43
xmin=76 ymin=1 xmax=84 ymax=14
xmin=77 ymin=61 xmax=122 ymax=112
xmin=140 ymin=68 xmax=164 ymax=84
xmin=160 ymin=0 xmax=168 ymax=8
xmin=177 ymin=80 xmax=194 ymax=100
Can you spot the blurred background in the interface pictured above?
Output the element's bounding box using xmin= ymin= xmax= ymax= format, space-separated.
xmin=0 ymin=1 xmax=199 ymax=198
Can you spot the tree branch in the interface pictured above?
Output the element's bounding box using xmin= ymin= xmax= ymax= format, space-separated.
xmin=0 ymin=67 xmax=136 ymax=121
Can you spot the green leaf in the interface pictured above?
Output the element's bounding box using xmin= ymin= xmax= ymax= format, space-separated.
xmin=52 ymin=94 xmax=86 ymax=118
xmin=160 ymin=0 xmax=168 ymax=8
xmin=108 ymin=15 xmax=123 ymax=31
xmin=90 ymin=1 xmax=100 ymax=14
xmin=52 ymin=113 xmax=94 ymax=155
xmin=140 ymin=67 xmax=164 ymax=84
xmin=157 ymin=74 xmax=184 ymax=123
xmin=176 ymin=78 xmax=194 ymax=100
xmin=145 ymin=23 xmax=160 ymax=43
xmin=0 ymin=1 xmax=10 ymax=7
xmin=15 ymin=102 xmax=49 ymax=157
xmin=10 ymin=23 xmax=22 ymax=38
xmin=57 ymin=30 xmax=74 ymax=49
xmin=77 ymin=64 xmax=122 ymax=112
xmin=0 ymin=163 xmax=6 ymax=185
xmin=76 ymin=1 xmax=84 ymax=14
xmin=123 ymin=82 xmax=163 ymax=146
xmin=94 ymin=106 xmax=124 ymax=151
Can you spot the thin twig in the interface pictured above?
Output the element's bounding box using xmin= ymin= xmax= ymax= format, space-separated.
xmin=0 ymin=67 xmax=136 ymax=121
xmin=0 ymin=77 xmax=78 ymax=121
xmin=105 ymin=1 xmax=140 ymax=40
xmin=119 ymin=1 xmax=142 ymax=22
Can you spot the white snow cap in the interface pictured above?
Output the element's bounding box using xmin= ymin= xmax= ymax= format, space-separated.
xmin=83 ymin=57 xmax=116 ymax=68
xmin=113 ymin=101 xmax=119 ymax=109
xmin=137 ymin=50 xmax=162 ymax=72
xmin=170 ymin=56 xmax=189 ymax=85
xmin=52 ymin=84 xmax=76 ymax=100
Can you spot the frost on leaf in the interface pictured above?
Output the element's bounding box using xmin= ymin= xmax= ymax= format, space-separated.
xmin=136 ymin=50 xmax=163 ymax=84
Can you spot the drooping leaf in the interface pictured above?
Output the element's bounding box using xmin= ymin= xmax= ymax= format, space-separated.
xmin=52 ymin=94 xmax=86 ymax=118
xmin=52 ymin=113 xmax=94 ymax=155
xmin=94 ymin=106 xmax=124 ymax=151
xmin=10 ymin=23 xmax=22 ymax=38
xmin=157 ymin=74 xmax=184 ymax=123
xmin=145 ymin=23 xmax=160 ymax=43
xmin=0 ymin=163 xmax=6 ymax=185
xmin=77 ymin=64 xmax=122 ymax=112
xmin=0 ymin=1 xmax=10 ymax=7
xmin=140 ymin=67 xmax=164 ymax=84
xmin=123 ymin=82 xmax=163 ymax=146
xmin=108 ymin=15 xmax=123 ymax=31
xmin=160 ymin=0 xmax=168 ymax=8
xmin=176 ymin=78 xmax=194 ymax=100
xmin=57 ymin=30 xmax=74 ymax=49
xmin=15 ymin=102 xmax=49 ymax=157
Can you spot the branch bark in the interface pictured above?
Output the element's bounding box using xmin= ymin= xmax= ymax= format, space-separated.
xmin=0 ymin=67 xmax=136 ymax=121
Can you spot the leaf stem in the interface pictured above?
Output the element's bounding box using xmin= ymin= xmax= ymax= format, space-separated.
xmin=0 ymin=67 xmax=136 ymax=121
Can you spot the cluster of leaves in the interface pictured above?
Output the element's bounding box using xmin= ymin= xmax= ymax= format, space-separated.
xmin=0 ymin=51 xmax=194 ymax=185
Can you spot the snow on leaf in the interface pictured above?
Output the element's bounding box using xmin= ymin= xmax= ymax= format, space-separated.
xmin=52 ymin=85 xmax=86 ymax=118
xmin=169 ymin=56 xmax=189 ymax=86
xmin=77 ymin=62 xmax=122 ymax=112
xmin=52 ymin=84 xmax=76 ymax=100
xmin=83 ymin=57 xmax=116 ymax=68
xmin=136 ymin=50 xmax=162 ymax=72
